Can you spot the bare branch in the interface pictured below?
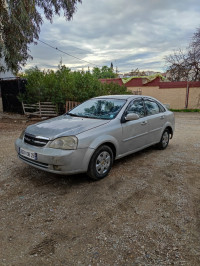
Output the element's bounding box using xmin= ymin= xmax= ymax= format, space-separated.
xmin=165 ymin=27 xmax=200 ymax=81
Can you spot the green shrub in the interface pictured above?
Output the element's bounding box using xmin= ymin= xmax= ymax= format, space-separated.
xmin=170 ymin=109 xmax=200 ymax=112
xmin=18 ymin=65 xmax=132 ymax=106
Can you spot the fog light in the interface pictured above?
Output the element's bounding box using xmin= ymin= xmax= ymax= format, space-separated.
xmin=53 ymin=165 xmax=61 ymax=171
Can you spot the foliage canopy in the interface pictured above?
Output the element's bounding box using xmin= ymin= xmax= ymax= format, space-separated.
xmin=0 ymin=0 xmax=82 ymax=72
xmin=92 ymin=66 xmax=118 ymax=79
xmin=18 ymin=65 xmax=132 ymax=106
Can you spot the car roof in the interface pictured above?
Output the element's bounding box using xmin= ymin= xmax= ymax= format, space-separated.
xmin=95 ymin=95 xmax=140 ymax=100
xmin=94 ymin=95 xmax=162 ymax=102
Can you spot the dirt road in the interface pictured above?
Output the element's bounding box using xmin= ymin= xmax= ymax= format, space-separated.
xmin=0 ymin=113 xmax=200 ymax=265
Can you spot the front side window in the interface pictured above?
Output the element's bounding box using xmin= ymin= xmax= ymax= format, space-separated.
xmin=144 ymin=100 xmax=160 ymax=116
xmin=126 ymin=99 xmax=145 ymax=118
xmin=68 ymin=98 xmax=126 ymax=120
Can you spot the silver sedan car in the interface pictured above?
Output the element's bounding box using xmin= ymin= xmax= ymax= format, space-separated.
xmin=15 ymin=95 xmax=175 ymax=180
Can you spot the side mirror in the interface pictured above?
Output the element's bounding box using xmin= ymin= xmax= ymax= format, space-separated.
xmin=125 ymin=113 xmax=140 ymax=121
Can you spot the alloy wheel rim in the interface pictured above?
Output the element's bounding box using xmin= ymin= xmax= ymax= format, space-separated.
xmin=162 ymin=132 xmax=169 ymax=147
xmin=96 ymin=151 xmax=111 ymax=175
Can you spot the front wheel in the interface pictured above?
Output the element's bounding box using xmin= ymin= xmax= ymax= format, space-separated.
xmin=157 ymin=129 xmax=170 ymax=150
xmin=87 ymin=145 xmax=113 ymax=180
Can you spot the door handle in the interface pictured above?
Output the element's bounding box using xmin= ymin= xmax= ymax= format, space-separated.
xmin=141 ymin=121 xmax=147 ymax=125
xmin=160 ymin=115 xmax=165 ymax=119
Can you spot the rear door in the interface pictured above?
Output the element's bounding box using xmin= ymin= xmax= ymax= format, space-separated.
xmin=143 ymin=98 xmax=167 ymax=145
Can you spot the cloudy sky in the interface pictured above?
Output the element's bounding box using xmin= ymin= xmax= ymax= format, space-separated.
xmin=25 ymin=0 xmax=200 ymax=73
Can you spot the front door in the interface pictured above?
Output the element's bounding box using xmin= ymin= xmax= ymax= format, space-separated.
xmin=121 ymin=99 xmax=148 ymax=155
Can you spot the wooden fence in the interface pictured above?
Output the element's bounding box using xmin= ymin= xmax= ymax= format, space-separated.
xmin=22 ymin=102 xmax=58 ymax=117
xmin=65 ymin=101 xmax=80 ymax=112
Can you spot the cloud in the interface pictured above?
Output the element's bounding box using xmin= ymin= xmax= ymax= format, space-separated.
xmin=24 ymin=0 xmax=200 ymax=73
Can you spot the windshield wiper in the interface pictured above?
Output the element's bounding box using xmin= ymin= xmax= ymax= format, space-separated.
xmin=67 ymin=113 xmax=79 ymax=117
xmin=67 ymin=113 xmax=103 ymax=119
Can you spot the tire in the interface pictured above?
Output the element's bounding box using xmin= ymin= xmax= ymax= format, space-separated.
xmin=87 ymin=145 xmax=114 ymax=180
xmin=157 ymin=129 xmax=170 ymax=150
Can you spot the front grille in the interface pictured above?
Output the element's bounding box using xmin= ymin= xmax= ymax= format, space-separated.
xmin=24 ymin=133 xmax=49 ymax=147
xmin=19 ymin=154 xmax=48 ymax=169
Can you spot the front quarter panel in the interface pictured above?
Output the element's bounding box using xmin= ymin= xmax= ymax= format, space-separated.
xmin=77 ymin=118 xmax=122 ymax=157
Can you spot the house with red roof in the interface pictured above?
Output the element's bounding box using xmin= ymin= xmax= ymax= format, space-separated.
xmin=99 ymin=76 xmax=200 ymax=109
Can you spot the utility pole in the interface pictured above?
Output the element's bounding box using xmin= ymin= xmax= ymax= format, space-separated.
xmin=185 ymin=80 xmax=190 ymax=109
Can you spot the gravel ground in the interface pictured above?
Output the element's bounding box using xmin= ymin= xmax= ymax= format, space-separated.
xmin=0 ymin=112 xmax=200 ymax=266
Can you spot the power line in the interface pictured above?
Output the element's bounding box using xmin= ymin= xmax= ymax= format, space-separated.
xmin=62 ymin=44 xmax=91 ymax=54
xmin=38 ymin=40 xmax=101 ymax=68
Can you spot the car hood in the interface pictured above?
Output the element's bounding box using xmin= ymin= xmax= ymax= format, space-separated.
xmin=25 ymin=115 xmax=110 ymax=139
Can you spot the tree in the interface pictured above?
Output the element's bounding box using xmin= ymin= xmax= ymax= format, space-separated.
xmin=92 ymin=66 xmax=117 ymax=79
xmin=129 ymin=68 xmax=147 ymax=76
xmin=18 ymin=64 xmax=132 ymax=105
xmin=165 ymin=49 xmax=189 ymax=81
xmin=192 ymin=27 xmax=200 ymax=56
xmin=0 ymin=0 xmax=82 ymax=72
xmin=165 ymin=27 xmax=200 ymax=81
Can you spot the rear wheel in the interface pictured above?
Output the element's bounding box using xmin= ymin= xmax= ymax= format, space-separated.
xmin=87 ymin=145 xmax=113 ymax=180
xmin=157 ymin=129 xmax=170 ymax=150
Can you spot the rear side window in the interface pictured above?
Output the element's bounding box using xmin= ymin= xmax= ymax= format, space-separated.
xmin=126 ymin=99 xmax=145 ymax=118
xmin=144 ymin=100 xmax=160 ymax=116
xmin=158 ymin=103 xmax=166 ymax=112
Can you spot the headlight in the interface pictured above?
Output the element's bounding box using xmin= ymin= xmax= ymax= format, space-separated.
xmin=19 ymin=129 xmax=25 ymax=139
xmin=49 ymin=136 xmax=78 ymax=150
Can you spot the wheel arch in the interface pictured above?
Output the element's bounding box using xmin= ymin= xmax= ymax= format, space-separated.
xmin=100 ymin=142 xmax=116 ymax=159
xmin=165 ymin=126 xmax=173 ymax=139
xmin=89 ymin=135 xmax=118 ymax=159
xmin=87 ymin=143 xmax=116 ymax=180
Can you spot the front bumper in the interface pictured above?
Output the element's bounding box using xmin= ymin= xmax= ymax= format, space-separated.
xmin=15 ymin=138 xmax=94 ymax=175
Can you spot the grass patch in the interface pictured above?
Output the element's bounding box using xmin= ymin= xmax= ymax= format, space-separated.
xmin=170 ymin=109 xmax=200 ymax=112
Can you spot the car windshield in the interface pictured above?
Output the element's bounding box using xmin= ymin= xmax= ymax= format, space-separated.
xmin=68 ymin=98 xmax=126 ymax=120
